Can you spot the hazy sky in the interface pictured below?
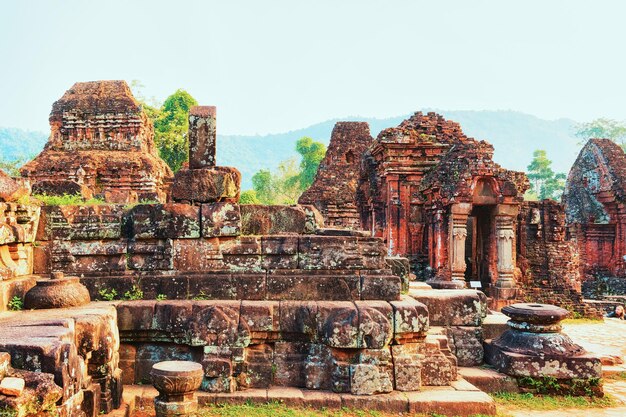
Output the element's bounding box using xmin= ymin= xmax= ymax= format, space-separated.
xmin=1 ymin=0 xmax=625 ymax=134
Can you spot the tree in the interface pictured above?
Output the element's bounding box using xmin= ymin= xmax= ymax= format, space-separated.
xmin=575 ymin=118 xmax=626 ymax=149
xmin=153 ymin=90 xmax=198 ymax=172
xmin=251 ymin=169 xmax=274 ymax=204
xmin=0 ymin=157 xmax=25 ymax=177
xmin=130 ymin=82 xmax=198 ymax=172
xmin=293 ymin=137 xmax=326 ymax=190
xmin=239 ymin=190 xmax=261 ymax=204
xmin=526 ymin=150 xmax=566 ymax=200
xmin=240 ymin=137 xmax=327 ymax=205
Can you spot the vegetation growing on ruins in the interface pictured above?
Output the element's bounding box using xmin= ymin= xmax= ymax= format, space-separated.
xmin=28 ymin=194 xmax=107 ymax=206
xmin=526 ymin=150 xmax=566 ymax=200
xmin=240 ymin=136 xmax=327 ymax=205
xmin=8 ymin=296 xmax=23 ymax=311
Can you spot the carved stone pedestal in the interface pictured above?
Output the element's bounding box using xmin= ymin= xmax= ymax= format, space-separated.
xmin=485 ymin=303 xmax=601 ymax=389
xmin=151 ymin=361 xmax=203 ymax=417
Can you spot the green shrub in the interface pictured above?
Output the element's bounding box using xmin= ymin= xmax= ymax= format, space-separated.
xmin=32 ymin=194 xmax=106 ymax=206
xmin=123 ymin=285 xmax=144 ymax=301
xmin=98 ymin=288 xmax=118 ymax=301
xmin=8 ymin=296 xmax=23 ymax=311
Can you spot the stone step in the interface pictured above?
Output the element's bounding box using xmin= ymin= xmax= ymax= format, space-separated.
xmin=458 ymin=366 xmax=519 ymax=394
xmin=482 ymin=312 xmax=509 ymax=341
xmin=120 ymin=385 xmax=496 ymax=417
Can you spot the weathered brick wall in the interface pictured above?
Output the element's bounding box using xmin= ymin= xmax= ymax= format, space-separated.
xmin=517 ymin=200 xmax=601 ymax=317
xmin=563 ymin=138 xmax=626 ymax=279
xmin=299 ymin=122 xmax=373 ymax=229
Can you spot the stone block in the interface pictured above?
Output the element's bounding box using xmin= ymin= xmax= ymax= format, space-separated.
xmin=171 ymin=166 xmax=240 ymax=203
xmin=457 ymin=367 xmax=519 ymax=393
xmin=188 ymin=106 xmax=217 ymax=169
xmin=240 ymin=205 xmax=313 ymax=235
xmin=267 ymin=271 xmax=360 ymax=301
xmin=127 ymin=239 xmax=173 ymax=271
xmin=201 ymin=202 xmax=241 ymax=237
xmin=123 ymin=204 xmax=200 ymax=239
xmin=279 ymin=301 xmax=319 ymax=341
xmin=448 ymin=326 xmax=483 ymax=366
xmin=355 ymin=301 xmax=393 ymax=349
xmin=298 ymin=236 xmax=362 ymax=269
xmin=391 ymin=344 xmax=422 ymax=391
xmin=302 ymin=389 xmax=341 ymax=409
xmin=220 ymin=237 xmax=262 ymax=272
xmin=389 ymin=296 xmax=429 ymax=342
xmin=406 ymin=389 xmax=496 ymax=416
xmin=231 ymin=273 xmax=266 ymax=300
xmin=360 ymin=273 xmax=401 ymax=300
xmin=273 ymin=342 xmax=308 ymax=387
xmin=172 ymin=238 xmax=224 ymax=272
xmin=117 ymin=301 xmax=155 ymax=332
xmin=265 ymin=387 xmax=305 ymax=407
xmin=261 ymin=235 xmax=298 ymax=269
xmin=240 ymin=344 xmax=273 ymax=388
xmin=318 ymin=301 xmax=359 ymax=348
xmin=411 ymin=289 xmax=487 ymax=326
xmin=38 ymin=205 xmax=124 ymax=241
xmin=240 ymin=300 xmax=280 ymax=341
xmin=188 ymin=301 xmax=245 ymax=347
xmin=187 ymin=273 xmax=235 ymax=300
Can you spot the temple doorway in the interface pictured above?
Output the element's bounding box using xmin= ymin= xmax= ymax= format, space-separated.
xmin=465 ymin=205 xmax=495 ymax=290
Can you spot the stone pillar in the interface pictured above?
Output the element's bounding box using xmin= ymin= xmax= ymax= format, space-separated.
xmin=429 ymin=204 xmax=469 ymax=289
xmin=432 ymin=209 xmax=445 ymax=270
xmin=188 ymin=106 xmax=217 ymax=169
xmin=449 ymin=203 xmax=471 ymax=287
xmin=493 ymin=204 xmax=519 ymax=301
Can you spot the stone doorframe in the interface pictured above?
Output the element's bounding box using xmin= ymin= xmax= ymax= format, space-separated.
xmin=447 ymin=203 xmax=519 ymax=297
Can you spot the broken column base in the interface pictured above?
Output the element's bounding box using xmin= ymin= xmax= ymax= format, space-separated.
xmin=155 ymin=398 xmax=198 ymax=417
xmin=484 ymin=343 xmax=602 ymax=381
xmin=484 ymin=303 xmax=603 ymax=396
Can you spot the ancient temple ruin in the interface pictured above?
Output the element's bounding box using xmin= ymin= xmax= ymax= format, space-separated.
xmin=564 ymin=138 xmax=626 ymax=277
xmin=0 ymin=82 xmax=619 ymax=417
xmin=301 ymin=112 xmax=614 ymax=314
xmin=354 ymin=113 xmax=528 ymax=305
xmin=21 ymin=81 xmax=173 ymax=203
xmin=298 ymin=122 xmax=373 ymax=228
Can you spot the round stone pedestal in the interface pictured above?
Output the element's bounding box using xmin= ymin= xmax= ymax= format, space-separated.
xmin=485 ymin=303 xmax=601 ymax=380
xmin=151 ymin=361 xmax=203 ymax=417
xmin=24 ymin=272 xmax=91 ymax=309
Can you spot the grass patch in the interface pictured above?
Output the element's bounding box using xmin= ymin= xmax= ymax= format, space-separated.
xmin=492 ymin=392 xmax=615 ymax=410
xmin=29 ymin=194 xmax=107 ymax=206
xmin=196 ymin=403 xmax=497 ymax=417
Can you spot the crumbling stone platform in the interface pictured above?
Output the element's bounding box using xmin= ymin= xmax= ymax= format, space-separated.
xmin=123 ymin=383 xmax=496 ymax=416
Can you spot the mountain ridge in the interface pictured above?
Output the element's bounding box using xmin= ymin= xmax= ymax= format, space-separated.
xmin=0 ymin=110 xmax=581 ymax=189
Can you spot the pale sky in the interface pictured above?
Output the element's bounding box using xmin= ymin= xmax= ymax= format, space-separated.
xmin=1 ymin=0 xmax=625 ymax=135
